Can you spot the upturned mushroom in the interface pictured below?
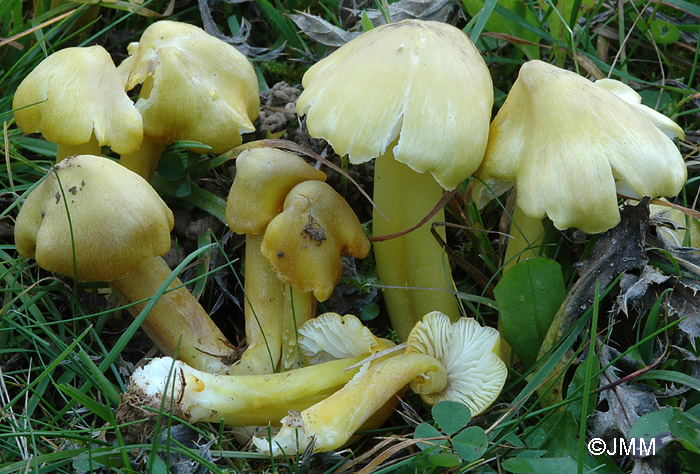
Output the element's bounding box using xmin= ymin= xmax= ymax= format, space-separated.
xmin=472 ymin=60 xmax=686 ymax=266
xmin=296 ymin=19 xmax=493 ymax=340
xmin=254 ymin=312 xmax=506 ymax=454
xmin=13 ymin=45 xmax=143 ymax=162
xmin=120 ymin=312 xmax=395 ymax=426
xmin=261 ymin=180 xmax=371 ymax=370
xmin=117 ymin=20 xmax=259 ymax=180
xmin=225 ymin=147 xmax=326 ymax=374
xmin=14 ymin=155 xmax=234 ymax=373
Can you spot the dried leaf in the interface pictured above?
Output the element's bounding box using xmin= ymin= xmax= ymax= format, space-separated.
xmin=349 ymin=0 xmax=461 ymax=27
xmin=617 ymin=266 xmax=670 ymax=316
xmin=669 ymin=282 xmax=700 ymax=348
xmin=289 ymin=12 xmax=361 ymax=48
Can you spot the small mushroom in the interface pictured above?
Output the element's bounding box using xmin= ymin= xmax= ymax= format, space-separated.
xmin=225 ymin=147 xmax=326 ymax=374
xmin=14 ymin=155 xmax=234 ymax=373
xmin=13 ymin=45 xmax=142 ymax=161
xmin=260 ymin=180 xmax=371 ymax=370
xmin=117 ymin=20 xmax=259 ymax=180
xmin=296 ymin=19 xmax=494 ymax=340
xmin=254 ymin=311 xmax=506 ymax=454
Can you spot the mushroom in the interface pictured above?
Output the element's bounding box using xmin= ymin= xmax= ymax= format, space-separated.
xmin=12 ymin=45 xmax=142 ymax=162
xmin=225 ymin=147 xmax=326 ymax=374
xmin=117 ymin=20 xmax=259 ymax=180
xmin=120 ymin=312 xmax=395 ymax=426
xmin=254 ymin=311 xmax=506 ymax=454
xmin=296 ymin=19 xmax=493 ymax=340
xmin=261 ymin=180 xmax=371 ymax=370
xmin=14 ymin=155 xmax=234 ymax=373
xmin=472 ymin=60 xmax=686 ymax=267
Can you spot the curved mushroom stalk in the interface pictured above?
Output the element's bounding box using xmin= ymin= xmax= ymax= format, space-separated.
xmin=12 ymin=45 xmax=143 ymax=162
xmin=255 ymin=312 xmax=507 ymax=455
xmin=226 ymin=148 xmax=326 ymax=374
xmin=14 ymin=155 xmax=235 ymax=373
xmin=117 ymin=20 xmax=260 ymax=180
xmin=253 ymin=352 xmax=440 ymax=455
xmin=260 ymin=180 xmax=371 ymax=371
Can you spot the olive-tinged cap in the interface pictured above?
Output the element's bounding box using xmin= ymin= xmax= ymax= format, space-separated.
xmin=296 ymin=19 xmax=493 ymax=190
xmin=473 ymin=60 xmax=686 ymax=234
xmin=13 ymin=46 xmax=143 ymax=154
xmin=261 ymin=180 xmax=370 ymax=301
xmin=118 ymin=20 xmax=259 ymax=153
xmin=15 ymin=155 xmax=174 ymax=281
xmin=406 ymin=311 xmax=507 ymax=415
xmin=225 ymin=148 xmax=326 ymax=235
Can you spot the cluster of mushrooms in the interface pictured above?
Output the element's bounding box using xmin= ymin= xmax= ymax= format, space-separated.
xmin=12 ymin=17 xmax=685 ymax=455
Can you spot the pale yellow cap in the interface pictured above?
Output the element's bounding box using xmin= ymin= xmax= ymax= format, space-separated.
xmin=15 ymin=155 xmax=174 ymax=281
xmin=118 ymin=20 xmax=259 ymax=153
xmin=297 ymin=19 xmax=493 ymax=190
xmin=473 ymin=60 xmax=686 ymax=234
xmin=13 ymin=45 xmax=143 ymax=154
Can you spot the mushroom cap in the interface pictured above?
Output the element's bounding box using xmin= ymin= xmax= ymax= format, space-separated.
xmin=225 ymin=148 xmax=326 ymax=234
xmin=473 ymin=60 xmax=686 ymax=234
xmin=298 ymin=312 xmax=384 ymax=364
xmin=406 ymin=311 xmax=507 ymax=415
xmin=14 ymin=155 xmax=174 ymax=281
xmin=296 ymin=19 xmax=493 ymax=190
xmin=12 ymin=45 xmax=143 ymax=154
xmin=261 ymin=180 xmax=370 ymax=301
xmin=118 ymin=20 xmax=259 ymax=153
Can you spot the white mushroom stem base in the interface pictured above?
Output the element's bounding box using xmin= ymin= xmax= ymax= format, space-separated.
xmin=124 ymin=355 xmax=369 ymax=426
xmin=372 ymin=150 xmax=460 ymax=340
xmin=253 ymin=352 xmax=446 ymax=455
xmin=109 ymin=256 xmax=233 ymax=374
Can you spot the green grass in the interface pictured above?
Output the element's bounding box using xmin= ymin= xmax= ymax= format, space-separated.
xmin=2 ymin=0 xmax=700 ymax=472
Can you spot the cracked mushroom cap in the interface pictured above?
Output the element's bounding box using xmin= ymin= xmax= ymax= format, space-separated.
xmin=118 ymin=20 xmax=259 ymax=153
xmin=406 ymin=311 xmax=507 ymax=415
xmin=225 ymin=147 xmax=326 ymax=234
xmin=12 ymin=45 xmax=143 ymax=154
xmin=296 ymin=19 xmax=493 ymax=190
xmin=260 ymin=180 xmax=370 ymax=301
xmin=473 ymin=60 xmax=686 ymax=234
xmin=14 ymin=155 xmax=174 ymax=281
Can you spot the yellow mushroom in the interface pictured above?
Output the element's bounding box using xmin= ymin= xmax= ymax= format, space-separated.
xmin=225 ymin=147 xmax=326 ymax=374
xmin=296 ymin=19 xmax=493 ymax=340
xmin=13 ymin=46 xmax=142 ymax=162
xmin=117 ymin=20 xmax=259 ymax=180
xmin=254 ymin=312 xmax=506 ymax=454
xmin=14 ymin=155 xmax=234 ymax=373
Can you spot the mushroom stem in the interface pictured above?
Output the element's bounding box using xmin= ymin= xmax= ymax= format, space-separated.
xmin=56 ymin=135 xmax=102 ymax=162
xmin=125 ymin=355 xmax=370 ymax=427
xmin=254 ymin=351 xmax=446 ymax=455
xmin=228 ymin=233 xmax=285 ymax=375
xmin=119 ymin=135 xmax=165 ymax=181
xmin=372 ymin=150 xmax=460 ymax=340
xmin=109 ymin=256 xmax=234 ymax=374
xmin=503 ymin=203 xmax=546 ymax=272
xmin=280 ymin=285 xmax=316 ymax=371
